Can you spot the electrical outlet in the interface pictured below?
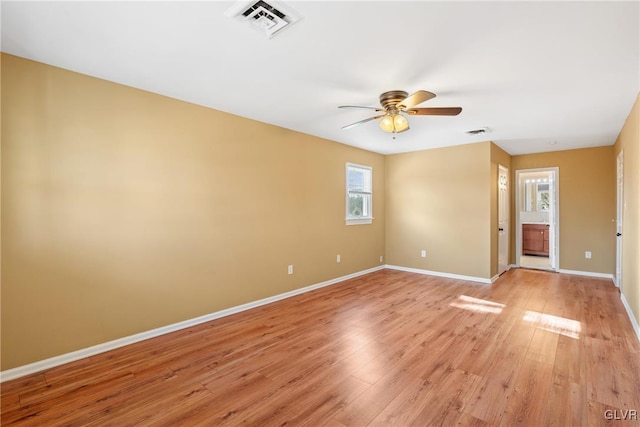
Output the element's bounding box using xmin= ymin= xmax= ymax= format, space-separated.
xmin=585 ymin=251 xmax=592 ymax=259
xmin=380 ymin=256 xmax=384 ymax=263
xmin=288 ymin=265 xmax=294 ymax=274
xmin=336 ymin=254 xmax=341 ymax=263
xmin=421 ymin=250 xmax=427 ymax=258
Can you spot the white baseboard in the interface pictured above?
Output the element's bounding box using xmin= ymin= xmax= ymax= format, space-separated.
xmin=0 ymin=265 xmax=385 ymax=383
xmin=620 ymin=292 xmax=640 ymax=343
xmin=557 ymin=269 xmax=615 ymax=282
xmin=613 ymin=275 xmax=621 ymax=288
xmin=491 ymin=265 xmax=516 ymax=283
xmin=385 ymin=264 xmax=491 ymax=285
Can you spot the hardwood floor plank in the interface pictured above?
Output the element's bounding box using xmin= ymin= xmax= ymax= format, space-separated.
xmin=339 ymin=328 xmax=446 ymax=412
xmin=0 ymin=374 xmax=47 ymax=396
xmin=281 ymin=375 xmax=371 ymax=426
xmin=526 ymin=328 xmax=560 ymax=364
xmin=445 ymin=411 xmax=490 ymax=426
xmin=463 ymin=348 xmax=526 ymax=424
xmin=553 ymin=334 xmax=586 ymax=383
xmin=94 ymin=383 xmax=214 ymax=426
xmin=332 ymin=396 xmax=385 ymax=427
xmin=321 ymin=418 xmax=349 ymax=427
xmin=175 ymin=375 xmax=284 ymax=425
xmin=585 ymin=336 xmax=640 ymax=410
xmin=410 ymin=367 xmax=482 ymax=426
xmin=545 ymin=373 xmax=587 ymax=427
xmin=2 ymin=268 xmax=638 ymax=426
xmin=48 ymin=370 xmax=178 ymax=426
xmin=499 ymin=357 xmax=554 ymax=426
xmin=367 ymin=365 xmax=449 ymax=426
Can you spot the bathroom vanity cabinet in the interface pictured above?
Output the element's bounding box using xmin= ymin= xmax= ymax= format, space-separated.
xmin=522 ymin=223 xmax=549 ymax=256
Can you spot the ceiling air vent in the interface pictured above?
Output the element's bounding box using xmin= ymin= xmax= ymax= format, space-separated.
xmin=225 ymin=0 xmax=302 ymax=39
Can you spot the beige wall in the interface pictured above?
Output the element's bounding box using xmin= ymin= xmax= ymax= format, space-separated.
xmin=614 ymin=94 xmax=640 ymax=327
xmin=510 ymin=146 xmax=616 ymax=274
xmin=2 ymin=53 xmax=635 ymax=372
xmin=490 ymin=143 xmax=511 ymax=277
xmin=1 ymin=54 xmax=385 ymax=369
xmin=385 ymin=142 xmax=491 ymax=279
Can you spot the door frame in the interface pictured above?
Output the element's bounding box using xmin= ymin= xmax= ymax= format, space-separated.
xmin=515 ymin=167 xmax=560 ymax=271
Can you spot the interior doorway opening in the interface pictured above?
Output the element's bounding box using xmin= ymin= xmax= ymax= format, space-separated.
xmin=515 ymin=168 xmax=559 ymax=271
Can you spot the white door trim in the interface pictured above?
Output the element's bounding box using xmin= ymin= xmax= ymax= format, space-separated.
xmin=515 ymin=167 xmax=560 ymax=271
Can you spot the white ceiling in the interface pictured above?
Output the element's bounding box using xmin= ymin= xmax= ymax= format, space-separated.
xmin=2 ymin=1 xmax=639 ymax=156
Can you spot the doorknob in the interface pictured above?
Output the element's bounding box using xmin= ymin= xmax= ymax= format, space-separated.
xmin=616 ymin=233 xmax=622 ymax=237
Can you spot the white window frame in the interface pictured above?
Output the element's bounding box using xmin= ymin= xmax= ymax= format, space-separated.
xmin=537 ymin=183 xmax=550 ymax=212
xmin=345 ymin=162 xmax=373 ymax=225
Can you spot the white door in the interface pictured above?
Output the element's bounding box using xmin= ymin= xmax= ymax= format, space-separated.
xmin=616 ymin=151 xmax=623 ymax=289
xmin=548 ymin=170 xmax=558 ymax=270
xmin=498 ymin=165 xmax=509 ymax=275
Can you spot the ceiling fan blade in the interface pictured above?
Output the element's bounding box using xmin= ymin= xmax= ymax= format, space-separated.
xmin=396 ymin=90 xmax=436 ymax=110
xmin=338 ymin=105 xmax=385 ymax=112
xmin=406 ymin=107 xmax=462 ymax=116
xmin=341 ymin=115 xmax=385 ymax=130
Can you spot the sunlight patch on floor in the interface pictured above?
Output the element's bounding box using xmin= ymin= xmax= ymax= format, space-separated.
xmin=450 ymin=295 xmax=505 ymax=314
xmin=523 ymin=310 xmax=581 ymax=339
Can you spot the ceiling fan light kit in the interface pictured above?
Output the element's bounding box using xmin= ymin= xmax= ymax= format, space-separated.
xmin=339 ymin=90 xmax=462 ymax=135
xmin=380 ymin=113 xmax=409 ymax=133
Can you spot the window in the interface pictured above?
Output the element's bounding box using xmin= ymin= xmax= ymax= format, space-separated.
xmin=537 ymin=183 xmax=550 ymax=211
xmin=346 ymin=163 xmax=372 ymax=225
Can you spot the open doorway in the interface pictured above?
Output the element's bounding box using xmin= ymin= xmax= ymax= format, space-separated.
xmin=515 ymin=168 xmax=559 ymax=271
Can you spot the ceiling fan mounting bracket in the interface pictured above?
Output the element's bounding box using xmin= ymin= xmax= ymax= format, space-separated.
xmin=379 ymin=90 xmax=409 ymax=110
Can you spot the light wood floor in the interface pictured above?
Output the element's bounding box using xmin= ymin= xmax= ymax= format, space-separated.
xmin=2 ymin=268 xmax=639 ymax=426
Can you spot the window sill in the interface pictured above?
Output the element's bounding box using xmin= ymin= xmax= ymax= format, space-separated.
xmin=346 ymin=218 xmax=373 ymax=226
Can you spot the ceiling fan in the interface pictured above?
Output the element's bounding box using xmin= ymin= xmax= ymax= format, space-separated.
xmin=339 ymin=90 xmax=462 ymax=134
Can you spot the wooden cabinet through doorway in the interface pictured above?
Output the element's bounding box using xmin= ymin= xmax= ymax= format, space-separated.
xmin=523 ymin=224 xmax=549 ymax=256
